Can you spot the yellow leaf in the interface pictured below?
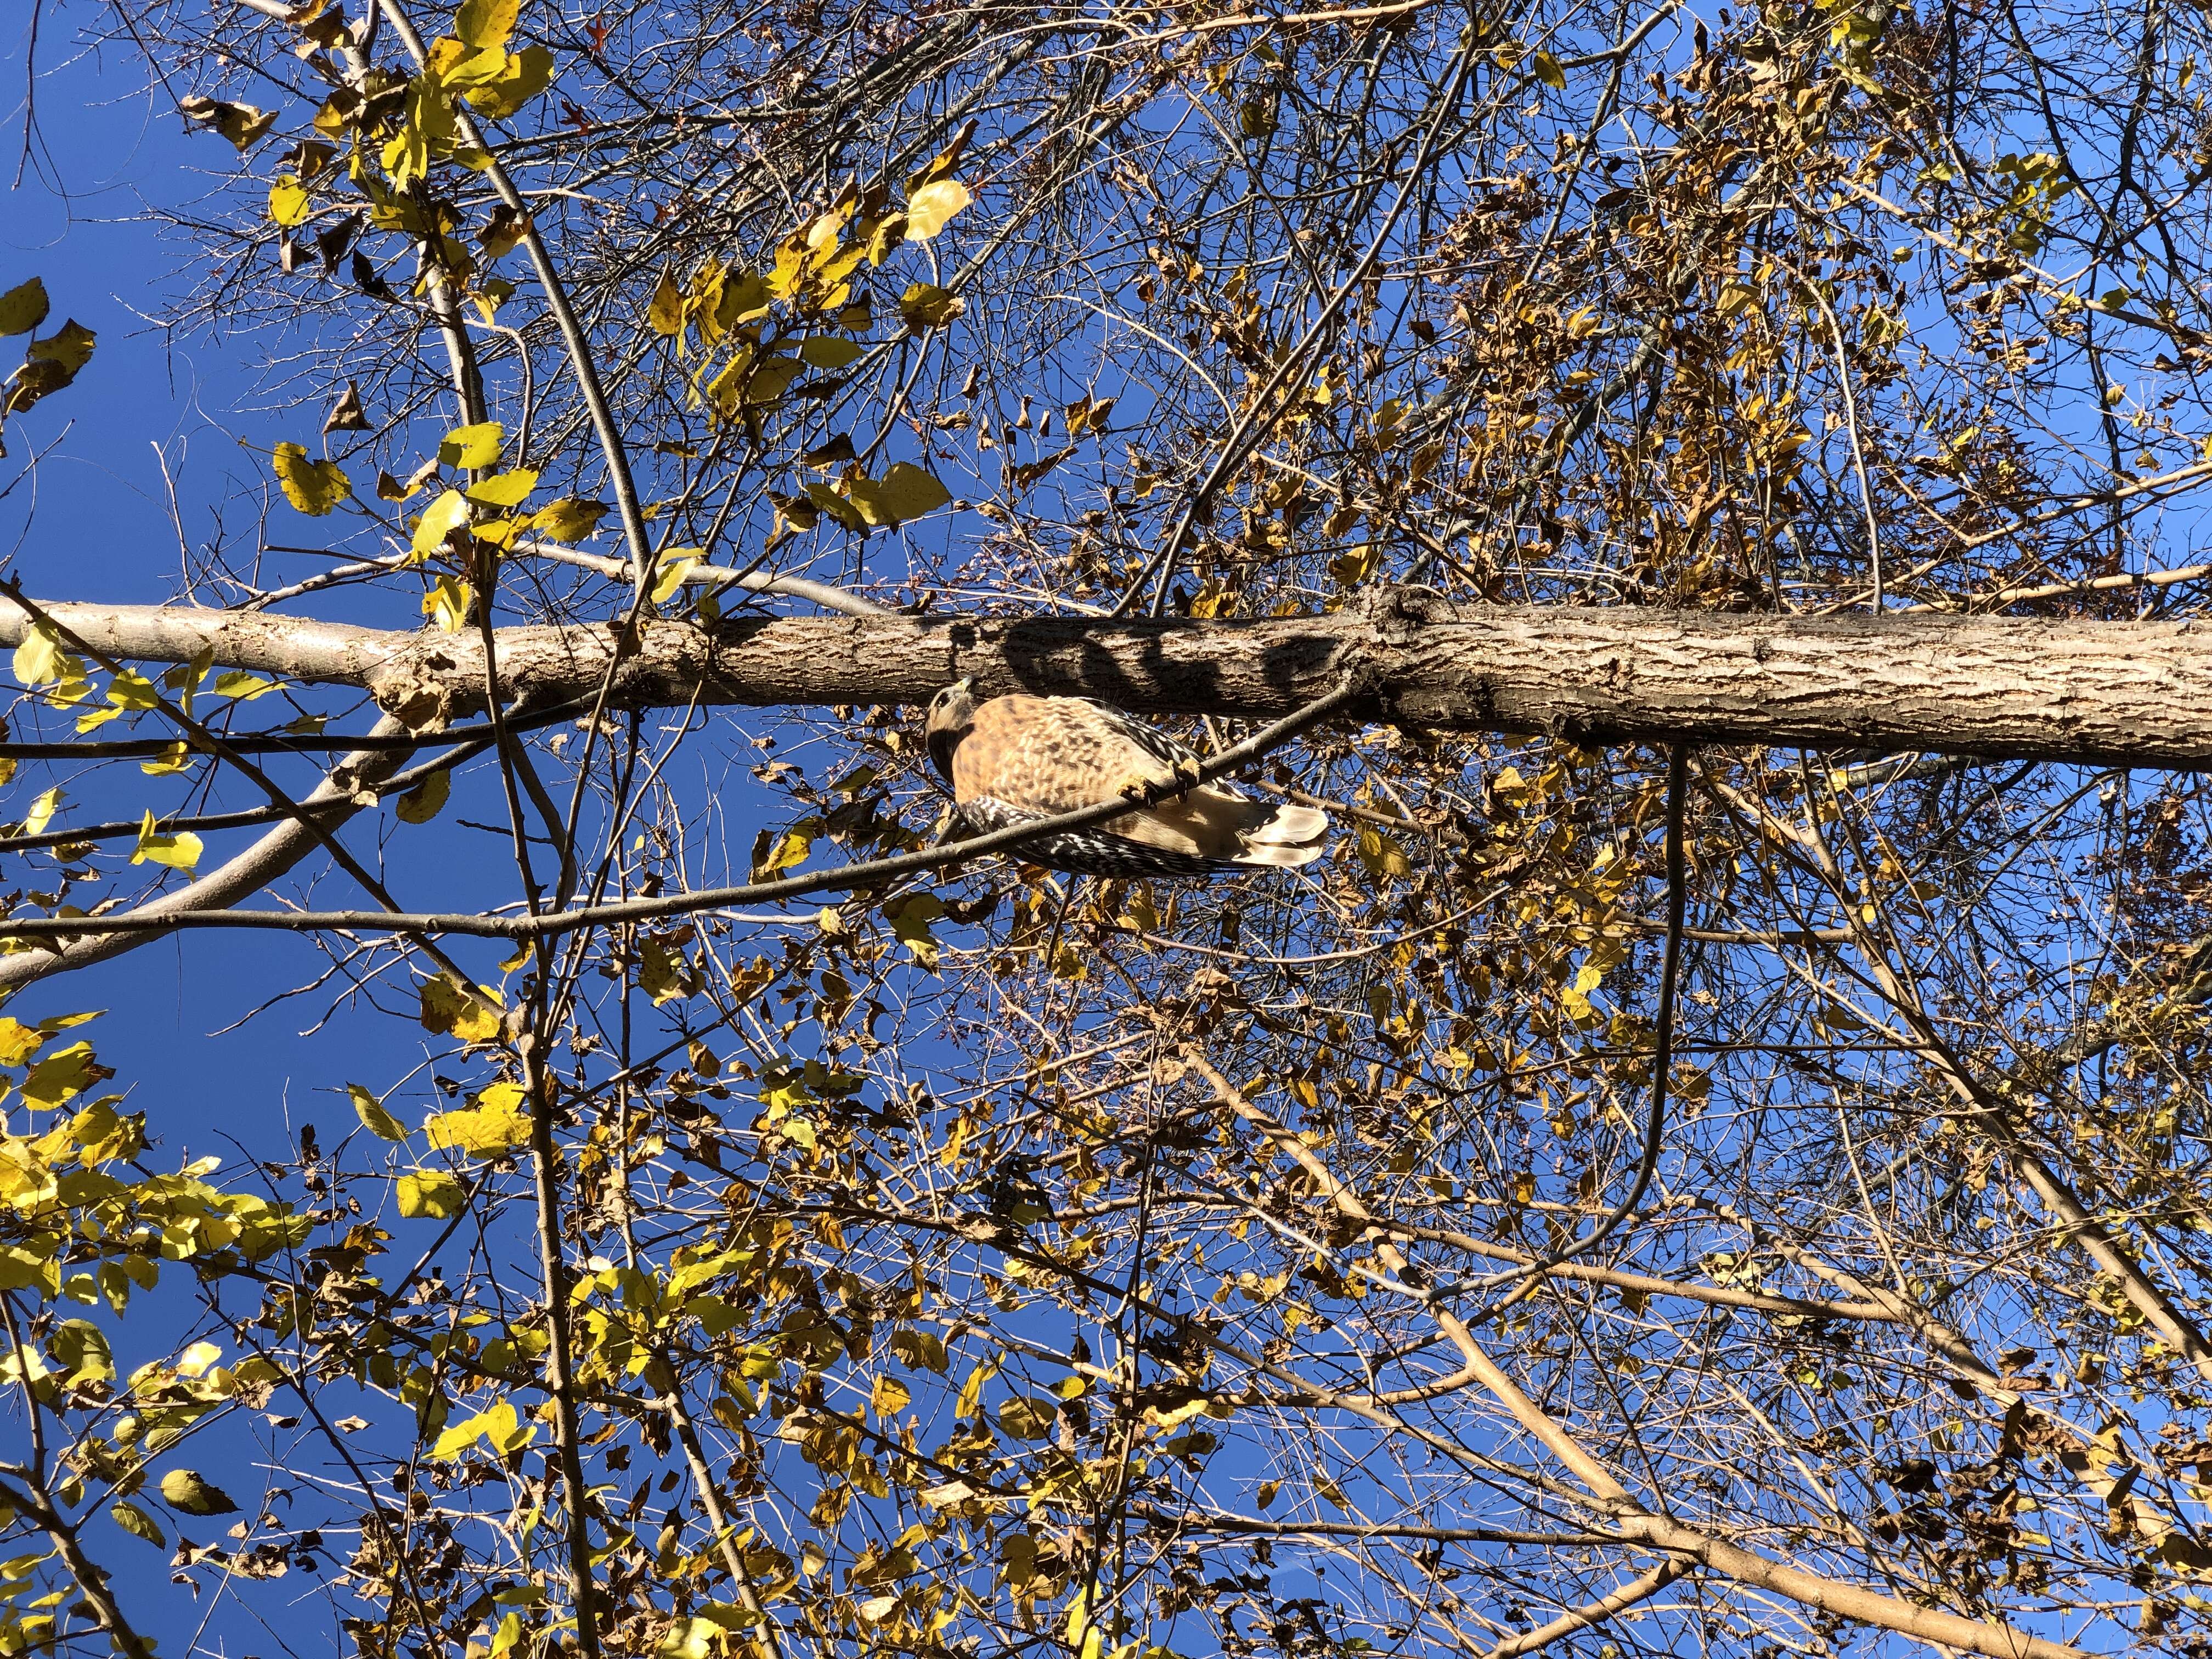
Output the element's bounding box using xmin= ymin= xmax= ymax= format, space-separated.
xmin=211 ymin=670 xmax=280 ymax=701
xmin=714 ymin=269 xmax=769 ymax=331
xmin=803 ymin=479 xmax=867 ymax=533
xmin=904 ymin=178 xmax=971 ymax=241
xmin=130 ymin=811 xmax=202 ymax=873
xmin=871 ymin=1374 xmax=911 ymax=1420
xmin=349 ymin=1084 xmax=408 ymax=1142
xmin=462 ymin=44 xmax=555 ymax=120
xmin=419 ymin=974 xmax=504 ymax=1042
xmin=1531 ymin=49 xmax=1565 ymax=88
xmin=268 ymin=175 xmax=312 ymax=227
xmin=14 ymin=787 xmax=61 ymax=838
xmin=439 ymin=420 xmax=505 ymax=469
xmin=273 ymin=442 xmax=352 ymax=515
xmin=850 ymin=212 xmax=900 ymax=266
xmin=426 ymin=1082 xmax=531 ymax=1156
xmin=157 ymin=1469 xmax=237 ymax=1516
xmin=397 ymin=1167 xmax=466 ymax=1218
xmin=422 ymin=575 xmax=473 ymax=633
xmin=530 ymin=497 xmax=607 ymax=541
xmin=897 ymin=282 xmax=964 ymax=330
xmin=454 ymin=0 xmax=519 ymax=50
xmin=862 ymin=462 xmax=951 ymax=527
xmin=8 ymin=320 xmax=95 ymax=414
xmin=27 ymin=318 xmax=91 ymax=376
xmin=647 ymin=270 xmax=685 ymax=336
xmin=109 ymin=1499 xmax=166 ymax=1548
xmin=179 ymin=95 xmax=276 ymax=151
xmin=430 ymin=36 xmax=507 ymax=85
xmin=466 ymin=468 xmax=538 ymax=507
xmin=413 ymin=488 xmax=473 ymax=558
xmin=799 ymin=335 xmax=864 ymax=369
xmin=637 ymin=935 xmax=697 ymax=1005
xmin=755 ymin=828 xmax=812 ymax=877
xmin=738 ymin=354 xmax=802 ymax=407
xmin=0 ymin=278 xmax=50 ymax=337
xmin=0 ymin=1018 xmax=43 ymax=1067
xmin=12 ymin=622 xmax=65 ymax=687
xmin=840 ymin=464 xmax=946 ymax=528
xmin=396 ymin=767 xmax=452 ymax=825
xmin=649 ymin=552 xmax=698 ymax=605
xmin=140 ymin=742 xmax=193 ymax=777
xmin=380 ymin=114 xmax=429 ymax=190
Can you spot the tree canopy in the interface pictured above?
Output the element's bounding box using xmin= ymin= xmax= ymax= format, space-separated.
xmin=1 ymin=0 xmax=2210 ymax=1656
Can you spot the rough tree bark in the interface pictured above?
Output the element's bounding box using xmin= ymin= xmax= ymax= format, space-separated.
xmin=2 ymin=589 xmax=2207 ymax=768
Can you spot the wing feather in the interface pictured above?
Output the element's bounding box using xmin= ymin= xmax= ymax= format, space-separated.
xmin=944 ymin=695 xmax=1324 ymax=877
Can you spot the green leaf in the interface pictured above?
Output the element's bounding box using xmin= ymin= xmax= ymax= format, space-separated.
xmin=350 ymin=1084 xmax=408 ymax=1142
xmin=397 ymin=1167 xmax=467 ymax=1219
xmin=439 ymin=420 xmax=505 ymax=469
xmin=273 ymin=442 xmax=353 ymax=516
xmin=157 ymin=1470 xmax=238 ymax=1516
xmin=109 ymin=1500 xmax=167 ymax=1548
xmin=0 ymin=278 xmax=49 ymax=338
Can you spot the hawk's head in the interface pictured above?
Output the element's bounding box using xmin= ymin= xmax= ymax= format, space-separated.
xmin=924 ymin=676 xmax=978 ymax=779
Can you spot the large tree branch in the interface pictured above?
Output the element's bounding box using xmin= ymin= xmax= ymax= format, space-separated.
xmin=2 ymin=591 xmax=2208 ymax=767
xmin=1481 ymin=1560 xmax=1686 ymax=1659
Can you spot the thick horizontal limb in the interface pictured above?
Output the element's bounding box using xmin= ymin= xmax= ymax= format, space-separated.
xmin=2 ymin=589 xmax=2209 ymax=767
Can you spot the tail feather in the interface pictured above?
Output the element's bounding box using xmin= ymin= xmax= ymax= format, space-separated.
xmin=1229 ymin=799 xmax=1329 ymax=868
xmin=1230 ymin=840 xmax=1325 ymax=868
xmin=1105 ymin=787 xmax=1332 ymax=871
xmin=1242 ymin=803 xmax=1328 ymax=845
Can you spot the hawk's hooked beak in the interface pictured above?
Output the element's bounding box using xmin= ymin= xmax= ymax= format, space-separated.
xmin=949 ymin=675 xmax=975 ymax=694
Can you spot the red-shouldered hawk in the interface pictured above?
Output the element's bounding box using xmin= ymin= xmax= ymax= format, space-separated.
xmin=922 ymin=679 xmax=1330 ymax=878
